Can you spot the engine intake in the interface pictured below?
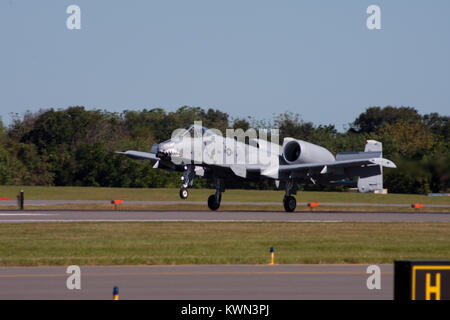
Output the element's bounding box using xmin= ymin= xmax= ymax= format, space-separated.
xmin=283 ymin=141 xmax=302 ymax=163
xmin=282 ymin=139 xmax=335 ymax=164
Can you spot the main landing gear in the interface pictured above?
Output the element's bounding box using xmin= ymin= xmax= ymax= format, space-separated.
xmin=283 ymin=179 xmax=298 ymax=212
xmin=283 ymin=195 xmax=296 ymax=212
xmin=207 ymin=178 xmax=224 ymax=211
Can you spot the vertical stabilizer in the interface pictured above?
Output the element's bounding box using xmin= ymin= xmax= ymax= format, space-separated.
xmin=364 ymin=140 xmax=382 ymax=154
xmin=357 ymin=140 xmax=384 ymax=193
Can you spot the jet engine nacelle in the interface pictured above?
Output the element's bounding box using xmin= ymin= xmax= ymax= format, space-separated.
xmin=282 ymin=138 xmax=335 ymax=164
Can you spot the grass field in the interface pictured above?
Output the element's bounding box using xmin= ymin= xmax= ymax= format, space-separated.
xmin=0 ymin=186 xmax=448 ymax=266
xmin=0 ymin=222 xmax=448 ymax=266
xmin=0 ymin=186 xmax=449 ymax=205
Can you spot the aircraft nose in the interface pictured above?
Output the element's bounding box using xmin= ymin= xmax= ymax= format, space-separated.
xmin=157 ymin=141 xmax=181 ymax=158
xmin=159 ymin=141 xmax=173 ymax=152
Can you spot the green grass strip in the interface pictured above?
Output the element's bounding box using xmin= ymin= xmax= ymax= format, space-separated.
xmin=0 ymin=222 xmax=448 ymax=266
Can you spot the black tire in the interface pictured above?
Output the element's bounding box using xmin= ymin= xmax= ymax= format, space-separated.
xmin=179 ymin=187 xmax=189 ymax=199
xmin=208 ymin=194 xmax=221 ymax=211
xmin=283 ymin=196 xmax=296 ymax=212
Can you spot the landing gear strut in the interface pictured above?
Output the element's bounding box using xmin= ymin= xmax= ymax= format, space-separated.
xmin=283 ymin=179 xmax=298 ymax=212
xmin=208 ymin=178 xmax=224 ymax=211
xmin=179 ymin=165 xmax=194 ymax=199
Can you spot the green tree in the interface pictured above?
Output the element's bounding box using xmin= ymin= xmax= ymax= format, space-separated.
xmin=350 ymin=106 xmax=422 ymax=133
xmin=274 ymin=112 xmax=314 ymax=141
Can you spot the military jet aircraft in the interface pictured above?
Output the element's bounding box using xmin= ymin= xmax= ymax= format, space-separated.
xmin=117 ymin=123 xmax=396 ymax=212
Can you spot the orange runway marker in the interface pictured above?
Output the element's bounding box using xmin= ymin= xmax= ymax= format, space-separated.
xmin=411 ymin=203 xmax=423 ymax=212
xmin=307 ymin=202 xmax=320 ymax=212
xmin=111 ymin=200 xmax=123 ymax=211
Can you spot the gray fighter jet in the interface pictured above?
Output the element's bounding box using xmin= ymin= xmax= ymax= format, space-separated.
xmin=117 ymin=123 xmax=396 ymax=212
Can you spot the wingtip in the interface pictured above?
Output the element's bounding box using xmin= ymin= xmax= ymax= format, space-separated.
xmin=384 ymin=159 xmax=397 ymax=168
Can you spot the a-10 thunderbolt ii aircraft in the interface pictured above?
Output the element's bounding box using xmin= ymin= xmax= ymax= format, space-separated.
xmin=117 ymin=123 xmax=396 ymax=212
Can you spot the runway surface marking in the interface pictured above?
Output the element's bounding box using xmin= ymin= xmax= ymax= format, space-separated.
xmin=0 ymin=270 xmax=391 ymax=278
xmin=0 ymin=219 xmax=343 ymax=223
xmin=0 ymin=214 xmax=54 ymax=216
xmin=0 ymin=209 xmax=448 ymax=223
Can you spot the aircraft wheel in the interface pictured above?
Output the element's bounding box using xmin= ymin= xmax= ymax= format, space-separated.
xmin=283 ymin=196 xmax=296 ymax=212
xmin=208 ymin=194 xmax=221 ymax=211
xmin=179 ymin=187 xmax=189 ymax=199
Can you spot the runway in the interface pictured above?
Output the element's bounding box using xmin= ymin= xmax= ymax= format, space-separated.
xmin=0 ymin=209 xmax=448 ymax=223
xmin=0 ymin=264 xmax=393 ymax=300
xmin=1 ymin=199 xmax=450 ymax=208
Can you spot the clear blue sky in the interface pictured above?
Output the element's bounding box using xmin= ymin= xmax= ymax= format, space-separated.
xmin=1 ymin=0 xmax=449 ymax=130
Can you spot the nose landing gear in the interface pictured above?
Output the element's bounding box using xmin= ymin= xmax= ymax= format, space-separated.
xmin=179 ymin=187 xmax=189 ymax=199
xmin=179 ymin=165 xmax=194 ymax=199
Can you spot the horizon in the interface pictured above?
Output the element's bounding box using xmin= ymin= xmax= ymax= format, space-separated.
xmin=1 ymin=104 xmax=445 ymax=134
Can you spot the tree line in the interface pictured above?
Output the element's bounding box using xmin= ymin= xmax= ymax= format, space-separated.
xmin=0 ymin=105 xmax=448 ymax=194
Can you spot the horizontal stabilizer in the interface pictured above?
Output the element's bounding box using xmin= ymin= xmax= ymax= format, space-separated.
xmin=336 ymin=151 xmax=382 ymax=161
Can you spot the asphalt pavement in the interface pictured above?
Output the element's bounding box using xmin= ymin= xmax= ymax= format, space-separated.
xmin=0 ymin=209 xmax=448 ymax=223
xmin=0 ymin=264 xmax=393 ymax=300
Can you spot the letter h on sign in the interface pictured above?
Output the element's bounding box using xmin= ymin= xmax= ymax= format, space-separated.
xmin=426 ymin=273 xmax=441 ymax=300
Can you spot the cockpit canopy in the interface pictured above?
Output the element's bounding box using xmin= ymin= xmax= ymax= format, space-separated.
xmin=172 ymin=124 xmax=214 ymax=138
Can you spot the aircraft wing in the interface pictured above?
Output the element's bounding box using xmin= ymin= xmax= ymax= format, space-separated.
xmin=115 ymin=150 xmax=160 ymax=161
xmin=115 ymin=150 xmax=183 ymax=171
xmin=261 ymin=156 xmax=396 ymax=179
xmin=281 ymin=157 xmax=396 ymax=171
